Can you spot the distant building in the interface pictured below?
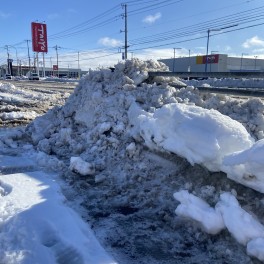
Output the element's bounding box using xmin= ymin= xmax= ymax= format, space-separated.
xmin=0 ymin=64 xmax=87 ymax=78
xmin=159 ymin=54 xmax=263 ymax=73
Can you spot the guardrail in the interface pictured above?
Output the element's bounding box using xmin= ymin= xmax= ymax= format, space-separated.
xmin=148 ymin=71 xmax=264 ymax=79
xmin=196 ymin=87 xmax=264 ymax=97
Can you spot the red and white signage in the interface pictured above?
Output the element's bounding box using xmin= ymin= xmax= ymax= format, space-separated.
xmin=31 ymin=22 xmax=48 ymax=53
xmin=196 ymin=54 xmax=219 ymax=64
xmin=53 ymin=65 xmax=58 ymax=71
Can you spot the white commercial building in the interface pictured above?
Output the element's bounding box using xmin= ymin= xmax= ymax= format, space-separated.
xmin=159 ymin=54 xmax=263 ymax=73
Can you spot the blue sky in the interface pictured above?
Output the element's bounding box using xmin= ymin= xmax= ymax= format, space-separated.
xmin=1 ymin=0 xmax=264 ymax=70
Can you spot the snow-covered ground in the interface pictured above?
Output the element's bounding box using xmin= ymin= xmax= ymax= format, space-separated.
xmin=1 ymin=59 xmax=264 ymax=263
xmin=0 ymin=156 xmax=116 ymax=264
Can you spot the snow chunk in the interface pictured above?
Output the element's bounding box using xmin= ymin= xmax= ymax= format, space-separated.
xmin=69 ymin=157 xmax=95 ymax=176
xmin=174 ymin=190 xmax=225 ymax=234
xmin=247 ymin=238 xmax=264 ymax=262
xmin=129 ymin=102 xmax=254 ymax=172
xmin=216 ymin=192 xmax=264 ymax=245
xmin=222 ymin=139 xmax=264 ymax=193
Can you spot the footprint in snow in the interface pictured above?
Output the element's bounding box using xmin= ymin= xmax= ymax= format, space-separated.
xmin=40 ymin=221 xmax=85 ymax=264
xmin=0 ymin=180 xmax=12 ymax=196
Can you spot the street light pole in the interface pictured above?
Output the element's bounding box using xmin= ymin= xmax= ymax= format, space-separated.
xmin=240 ymin=53 xmax=248 ymax=71
xmin=205 ymin=29 xmax=222 ymax=72
xmin=254 ymin=55 xmax=258 ymax=70
xmin=173 ymin=47 xmax=181 ymax=72
xmin=210 ymin=51 xmax=219 ymax=72
xmin=188 ymin=49 xmax=191 ymax=72
xmin=205 ymin=24 xmax=238 ymax=72
xmin=205 ymin=29 xmax=210 ymax=73
xmin=78 ymin=51 xmax=80 ymax=79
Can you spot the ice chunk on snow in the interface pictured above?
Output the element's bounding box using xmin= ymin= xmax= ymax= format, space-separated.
xmin=174 ymin=190 xmax=225 ymax=234
xmin=69 ymin=157 xmax=95 ymax=176
xmin=222 ymin=139 xmax=264 ymax=193
xmin=216 ymin=192 xmax=264 ymax=245
xmin=247 ymin=237 xmax=264 ymax=262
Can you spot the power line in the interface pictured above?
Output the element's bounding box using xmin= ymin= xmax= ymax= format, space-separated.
xmin=127 ymin=5 xmax=264 ymax=47
xmin=128 ymin=0 xmax=184 ymax=16
xmin=128 ymin=20 xmax=264 ymax=52
xmin=49 ymin=16 xmax=121 ymax=41
xmin=48 ymin=5 xmax=121 ymax=40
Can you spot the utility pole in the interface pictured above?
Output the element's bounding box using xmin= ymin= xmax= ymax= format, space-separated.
xmin=188 ymin=49 xmax=191 ymax=72
xmin=121 ymin=4 xmax=128 ymax=60
xmin=25 ymin=40 xmax=31 ymax=73
xmin=53 ymin=45 xmax=60 ymax=77
xmin=205 ymin=24 xmax=238 ymax=72
xmin=172 ymin=47 xmax=181 ymax=72
xmin=5 ymin=45 xmax=10 ymax=74
xmin=78 ymin=51 xmax=80 ymax=79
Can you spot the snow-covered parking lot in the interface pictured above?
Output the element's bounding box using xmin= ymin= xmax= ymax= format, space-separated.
xmin=1 ymin=59 xmax=264 ymax=263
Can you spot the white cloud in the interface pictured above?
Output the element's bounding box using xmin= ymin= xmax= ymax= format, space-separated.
xmin=143 ymin=12 xmax=161 ymax=24
xmin=47 ymin=13 xmax=60 ymax=20
xmin=242 ymin=36 xmax=264 ymax=48
xmin=98 ymin=37 xmax=122 ymax=48
xmin=67 ymin=8 xmax=77 ymax=14
xmin=0 ymin=11 xmax=11 ymax=19
xmin=224 ymin=45 xmax=231 ymax=52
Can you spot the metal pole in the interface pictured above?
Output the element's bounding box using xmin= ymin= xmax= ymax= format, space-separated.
xmin=188 ymin=49 xmax=191 ymax=72
xmin=240 ymin=53 xmax=244 ymax=71
xmin=77 ymin=52 xmax=80 ymax=78
xmin=56 ymin=46 xmax=59 ymax=76
xmin=254 ymin=55 xmax=258 ymax=70
xmin=9 ymin=46 xmax=18 ymax=76
xmin=124 ymin=4 xmax=128 ymax=60
xmin=173 ymin=48 xmax=176 ymax=72
xmin=15 ymin=48 xmax=18 ymax=76
xmin=36 ymin=52 xmax=39 ymax=75
xmin=43 ymin=52 xmax=45 ymax=77
xmin=54 ymin=45 xmax=60 ymax=77
xmin=50 ymin=57 xmax=52 ymax=75
xmin=5 ymin=45 xmax=10 ymax=74
xmin=205 ymin=30 xmax=210 ymax=72
xmin=25 ymin=40 xmax=31 ymax=73
xmin=172 ymin=48 xmax=181 ymax=72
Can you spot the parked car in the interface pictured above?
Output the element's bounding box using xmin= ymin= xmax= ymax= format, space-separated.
xmin=29 ymin=73 xmax=39 ymax=80
xmin=4 ymin=74 xmax=12 ymax=80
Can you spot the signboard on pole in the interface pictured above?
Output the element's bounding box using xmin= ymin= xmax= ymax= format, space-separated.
xmin=53 ymin=65 xmax=58 ymax=71
xmin=31 ymin=22 xmax=48 ymax=53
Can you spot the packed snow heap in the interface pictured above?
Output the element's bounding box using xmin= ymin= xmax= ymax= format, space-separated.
xmin=24 ymin=58 xmax=264 ymax=262
xmin=26 ymin=58 xmax=264 ymax=193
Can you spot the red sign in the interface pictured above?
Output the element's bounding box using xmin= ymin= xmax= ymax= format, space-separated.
xmin=196 ymin=54 xmax=219 ymax=64
xmin=31 ymin=22 xmax=48 ymax=52
xmin=203 ymin=54 xmax=219 ymax=64
xmin=53 ymin=65 xmax=58 ymax=71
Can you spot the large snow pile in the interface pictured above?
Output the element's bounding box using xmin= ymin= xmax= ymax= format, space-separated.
xmin=26 ymin=58 xmax=264 ymax=192
xmin=22 ymin=58 xmax=264 ymax=263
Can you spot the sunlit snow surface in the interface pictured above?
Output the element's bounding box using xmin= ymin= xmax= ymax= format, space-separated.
xmin=0 ymin=165 xmax=116 ymax=264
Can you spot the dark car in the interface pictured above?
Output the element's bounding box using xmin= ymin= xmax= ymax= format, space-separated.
xmin=4 ymin=74 xmax=12 ymax=80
